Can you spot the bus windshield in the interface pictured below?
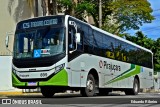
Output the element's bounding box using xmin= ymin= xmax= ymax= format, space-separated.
xmin=13 ymin=26 xmax=65 ymax=59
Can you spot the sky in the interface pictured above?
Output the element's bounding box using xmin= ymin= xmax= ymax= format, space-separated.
xmin=126 ymin=0 xmax=160 ymax=40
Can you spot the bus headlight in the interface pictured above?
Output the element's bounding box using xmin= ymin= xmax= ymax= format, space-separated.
xmin=54 ymin=63 xmax=65 ymax=74
xmin=12 ymin=68 xmax=17 ymax=74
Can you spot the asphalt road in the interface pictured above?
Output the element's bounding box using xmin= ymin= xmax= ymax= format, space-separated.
xmin=0 ymin=92 xmax=160 ymax=107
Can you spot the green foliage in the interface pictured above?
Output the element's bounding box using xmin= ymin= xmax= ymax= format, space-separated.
xmin=58 ymin=0 xmax=154 ymax=35
xmin=113 ymin=0 xmax=154 ymax=32
xmin=59 ymin=0 xmax=72 ymax=7
xmin=125 ymin=31 xmax=155 ymax=50
xmin=72 ymin=0 xmax=154 ymax=34
xmin=153 ymin=38 xmax=160 ymax=71
xmin=155 ymin=64 xmax=160 ymax=71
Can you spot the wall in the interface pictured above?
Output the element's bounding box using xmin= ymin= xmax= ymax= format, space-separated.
xmin=0 ymin=0 xmax=43 ymax=56
xmin=154 ymin=72 xmax=160 ymax=91
xmin=157 ymin=72 xmax=160 ymax=89
xmin=0 ymin=56 xmax=21 ymax=92
xmin=0 ymin=0 xmax=43 ymax=92
xmin=0 ymin=0 xmax=15 ymax=55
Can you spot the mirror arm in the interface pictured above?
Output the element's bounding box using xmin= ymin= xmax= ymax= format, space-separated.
xmin=5 ymin=31 xmax=13 ymax=55
xmin=69 ymin=41 xmax=78 ymax=54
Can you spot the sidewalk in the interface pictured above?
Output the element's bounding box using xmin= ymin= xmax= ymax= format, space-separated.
xmin=0 ymin=91 xmax=23 ymax=97
xmin=142 ymin=89 xmax=160 ymax=93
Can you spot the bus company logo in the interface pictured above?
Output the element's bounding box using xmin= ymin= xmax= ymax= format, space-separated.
xmin=2 ymin=99 xmax=42 ymax=104
xmin=99 ymin=60 xmax=103 ymax=68
xmin=99 ymin=60 xmax=121 ymax=72
xmin=2 ymin=99 xmax=11 ymax=104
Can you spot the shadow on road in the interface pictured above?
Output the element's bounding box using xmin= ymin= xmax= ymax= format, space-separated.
xmin=6 ymin=93 xmax=81 ymax=99
xmin=6 ymin=92 xmax=125 ymax=98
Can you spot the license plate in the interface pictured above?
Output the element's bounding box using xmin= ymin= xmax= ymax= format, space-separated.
xmin=28 ymin=82 xmax=37 ymax=86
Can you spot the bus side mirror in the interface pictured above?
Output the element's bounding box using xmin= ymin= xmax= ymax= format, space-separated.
xmin=5 ymin=34 xmax=9 ymax=48
xmin=76 ymin=33 xmax=80 ymax=43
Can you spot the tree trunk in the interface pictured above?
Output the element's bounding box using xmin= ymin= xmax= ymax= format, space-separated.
xmin=35 ymin=0 xmax=38 ymax=17
xmin=41 ymin=0 xmax=47 ymax=16
xmin=47 ymin=0 xmax=51 ymax=15
xmin=52 ymin=0 xmax=57 ymax=15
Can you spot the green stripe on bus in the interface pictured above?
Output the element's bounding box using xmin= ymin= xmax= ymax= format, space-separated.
xmin=111 ymin=64 xmax=135 ymax=81
xmin=105 ymin=64 xmax=135 ymax=84
xmin=12 ymin=73 xmax=26 ymax=87
xmin=105 ymin=65 xmax=141 ymax=85
xmin=39 ymin=69 xmax=68 ymax=86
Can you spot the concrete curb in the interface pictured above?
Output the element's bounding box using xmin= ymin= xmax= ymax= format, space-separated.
xmin=0 ymin=91 xmax=23 ymax=96
xmin=141 ymin=89 xmax=160 ymax=93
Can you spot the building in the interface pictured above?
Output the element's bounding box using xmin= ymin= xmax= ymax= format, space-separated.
xmin=0 ymin=0 xmax=43 ymax=92
xmin=0 ymin=0 xmax=44 ymax=55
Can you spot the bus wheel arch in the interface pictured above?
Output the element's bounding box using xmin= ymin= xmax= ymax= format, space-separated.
xmin=81 ymin=68 xmax=99 ymax=97
xmin=88 ymin=68 xmax=99 ymax=88
xmin=125 ymin=75 xmax=140 ymax=95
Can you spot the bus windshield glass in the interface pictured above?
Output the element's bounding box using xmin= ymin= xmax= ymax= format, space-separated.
xmin=13 ymin=26 xmax=65 ymax=59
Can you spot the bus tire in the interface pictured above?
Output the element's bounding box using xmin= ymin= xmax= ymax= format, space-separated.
xmin=41 ymin=87 xmax=55 ymax=98
xmin=81 ymin=74 xmax=96 ymax=97
xmin=125 ymin=78 xmax=139 ymax=95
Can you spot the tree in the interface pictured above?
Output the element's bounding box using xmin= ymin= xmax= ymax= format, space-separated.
xmin=46 ymin=0 xmax=58 ymax=15
xmin=125 ymin=31 xmax=155 ymax=50
xmin=73 ymin=0 xmax=154 ymax=34
xmin=8 ymin=0 xmax=154 ymax=34
xmin=114 ymin=0 xmax=154 ymax=31
xmin=57 ymin=0 xmax=77 ymax=16
xmin=153 ymin=38 xmax=160 ymax=71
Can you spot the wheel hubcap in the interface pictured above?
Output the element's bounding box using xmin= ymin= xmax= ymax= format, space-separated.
xmin=87 ymin=79 xmax=93 ymax=92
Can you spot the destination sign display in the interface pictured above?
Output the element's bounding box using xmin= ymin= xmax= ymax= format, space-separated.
xmin=22 ymin=19 xmax=58 ymax=29
xmin=17 ymin=16 xmax=64 ymax=29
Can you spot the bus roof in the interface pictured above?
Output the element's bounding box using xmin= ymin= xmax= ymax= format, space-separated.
xmin=67 ymin=15 xmax=152 ymax=54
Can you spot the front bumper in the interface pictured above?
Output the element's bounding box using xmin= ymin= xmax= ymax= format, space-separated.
xmin=12 ymin=69 xmax=68 ymax=88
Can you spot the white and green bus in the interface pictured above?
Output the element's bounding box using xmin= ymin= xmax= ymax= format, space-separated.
xmin=6 ymin=15 xmax=153 ymax=97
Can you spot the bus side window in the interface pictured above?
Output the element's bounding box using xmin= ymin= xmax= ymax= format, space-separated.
xmin=68 ymin=27 xmax=76 ymax=51
xmin=77 ymin=31 xmax=83 ymax=52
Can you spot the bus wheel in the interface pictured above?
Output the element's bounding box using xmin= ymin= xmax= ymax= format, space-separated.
xmin=125 ymin=78 xmax=139 ymax=95
xmin=41 ymin=87 xmax=55 ymax=98
xmin=81 ymin=74 xmax=96 ymax=97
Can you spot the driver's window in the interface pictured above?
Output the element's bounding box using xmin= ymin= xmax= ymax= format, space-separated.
xmin=68 ymin=26 xmax=76 ymax=51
